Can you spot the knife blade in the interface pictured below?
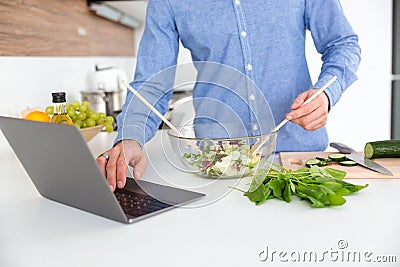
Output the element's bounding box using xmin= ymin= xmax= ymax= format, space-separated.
xmin=330 ymin=142 xmax=394 ymax=176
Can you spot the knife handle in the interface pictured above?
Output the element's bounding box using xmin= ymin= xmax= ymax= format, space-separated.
xmin=329 ymin=142 xmax=356 ymax=154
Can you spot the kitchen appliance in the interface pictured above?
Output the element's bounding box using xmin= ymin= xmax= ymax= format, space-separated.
xmin=393 ymin=1 xmax=400 ymax=139
xmin=81 ymin=90 xmax=124 ymax=117
xmin=330 ymin=142 xmax=394 ymax=176
xmin=81 ymin=91 xmax=107 ymax=114
xmin=279 ymin=152 xmax=400 ymax=179
xmin=82 ymin=65 xmax=128 ymax=125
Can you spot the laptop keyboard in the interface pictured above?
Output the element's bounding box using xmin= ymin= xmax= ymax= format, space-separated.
xmin=114 ymin=189 xmax=173 ymax=218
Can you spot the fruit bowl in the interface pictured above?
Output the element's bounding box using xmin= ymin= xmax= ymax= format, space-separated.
xmin=167 ymin=122 xmax=277 ymax=178
xmin=79 ymin=125 xmax=104 ymax=142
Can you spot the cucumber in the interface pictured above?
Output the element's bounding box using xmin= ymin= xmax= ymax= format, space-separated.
xmin=305 ymin=159 xmax=327 ymax=167
xmin=364 ymin=140 xmax=400 ymax=159
xmin=339 ymin=160 xmax=357 ymax=167
xmin=318 ymin=161 xmax=328 ymax=167
xmin=328 ymin=153 xmax=347 ymax=162
xmin=316 ymin=157 xmax=332 ymax=163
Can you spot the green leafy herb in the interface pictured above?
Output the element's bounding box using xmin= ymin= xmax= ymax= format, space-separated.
xmin=242 ymin=163 xmax=368 ymax=208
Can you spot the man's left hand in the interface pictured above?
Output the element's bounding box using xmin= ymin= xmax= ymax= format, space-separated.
xmin=285 ymin=89 xmax=330 ymax=131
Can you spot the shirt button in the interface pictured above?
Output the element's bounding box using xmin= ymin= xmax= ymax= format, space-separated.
xmin=250 ymin=94 xmax=255 ymax=100
xmin=247 ymin=63 xmax=253 ymax=71
xmin=234 ymin=0 xmax=240 ymax=5
xmin=253 ymin=124 xmax=258 ymax=131
xmin=241 ymin=31 xmax=247 ymax=37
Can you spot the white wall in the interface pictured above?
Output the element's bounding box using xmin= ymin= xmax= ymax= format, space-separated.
xmin=306 ymin=0 xmax=392 ymax=151
xmin=0 ymin=57 xmax=135 ymax=117
xmin=0 ymin=0 xmax=393 ymax=152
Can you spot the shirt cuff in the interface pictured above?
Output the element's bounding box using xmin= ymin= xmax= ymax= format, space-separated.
xmin=314 ymin=73 xmax=342 ymax=108
xmin=114 ymin=125 xmax=146 ymax=148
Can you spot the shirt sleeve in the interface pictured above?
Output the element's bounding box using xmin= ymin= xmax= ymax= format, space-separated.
xmin=115 ymin=0 xmax=179 ymax=146
xmin=305 ymin=0 xmax=361 ymax=107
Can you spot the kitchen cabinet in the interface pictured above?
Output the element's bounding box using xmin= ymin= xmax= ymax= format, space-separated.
xmin=0 ymin=0 xmax=134 ymax=56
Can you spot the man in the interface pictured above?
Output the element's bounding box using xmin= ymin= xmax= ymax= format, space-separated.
xmin=97 ymin=0 xmax=361 ymax=191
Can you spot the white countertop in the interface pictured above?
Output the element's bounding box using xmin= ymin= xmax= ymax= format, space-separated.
xmin=0 ymin=130 xmax=399 ymax=267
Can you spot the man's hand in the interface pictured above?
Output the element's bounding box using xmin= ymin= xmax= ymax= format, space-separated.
xmin=285 ymin=90 xmax=330 ymax=131
xmin=96 ymin=140 xmax=148 ymax=192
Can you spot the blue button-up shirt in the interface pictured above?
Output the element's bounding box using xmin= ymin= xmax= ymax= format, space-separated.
xmin=116 ymin=0 xmax=361 ymax=152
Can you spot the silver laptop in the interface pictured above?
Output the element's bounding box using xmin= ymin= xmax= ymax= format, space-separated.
xmin=0 ymin=116 xmax=205 ymax=224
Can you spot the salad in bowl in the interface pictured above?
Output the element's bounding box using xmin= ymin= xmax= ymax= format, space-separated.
xmin=167 ymin=122 xmax=277 ymax=178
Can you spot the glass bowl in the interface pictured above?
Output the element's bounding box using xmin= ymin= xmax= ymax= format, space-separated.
xmin=167 ymin=122 xmax=277 ymax=179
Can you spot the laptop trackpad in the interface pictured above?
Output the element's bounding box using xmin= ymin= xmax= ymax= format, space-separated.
xmin=123 ymin=178 xmax=205 ymax=206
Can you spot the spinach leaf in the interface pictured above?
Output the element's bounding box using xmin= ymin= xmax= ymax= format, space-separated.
xmin=242 ymin=163 xmax=368 ymax=208
xmin=296 ymin=191 xmax=326 ymax=208
xmin=326 ymin=194 xmax=346 ymax=206
xmin=268 ymin=178 xmax=284 ymax=200
xmin=297 ymin=184 xmax=326 ymax=200
xmin=325 ymin=168 xmax=347 ymax=180
xmin=244 ymin=183 xmax=267 ymax=204
xmin=322 ymin=181 xmax=343 ymax=191
xmin=283 ymin=181 xmax=292 ymax=203
xmin=334 ymin=187 xmax=351 ymax=196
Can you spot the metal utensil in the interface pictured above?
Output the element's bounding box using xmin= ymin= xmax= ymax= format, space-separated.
xmin=330 ymin=142 xmax=394 ymax=176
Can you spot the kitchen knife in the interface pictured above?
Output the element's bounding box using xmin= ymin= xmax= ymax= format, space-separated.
xmin=330 ymin=142 xmax=394 ymax=176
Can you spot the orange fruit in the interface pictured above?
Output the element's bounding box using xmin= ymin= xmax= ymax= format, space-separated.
xmin=23 ymin=111 xmax=51 ymax=122
xmin=21 ymin=107 xmax=43 ymax=118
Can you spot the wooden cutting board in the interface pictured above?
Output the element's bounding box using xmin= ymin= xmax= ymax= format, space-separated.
xmin=279 ymin=152 xmax=400 ymax=179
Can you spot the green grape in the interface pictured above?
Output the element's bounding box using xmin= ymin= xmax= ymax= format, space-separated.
xmin=105 ymin=116 xmax=114 ymax=123
xmin=81 ymin=120 xmax=88 ymax=128
xmin=73 ymin=121 xmax=82 ymax=129
xmin=74 ymin=119 xmax=83 ymax=127
xmin=87 ymin=109 xmax=94 ymax=117
xmin=68 ymin=106 xmax=76 ymax=113
xmin=66 ymin=103 xmax=70 ymax=110
xmin=68 ymin=108 xmax=76 ymax=118
xmin=81 ymin=101 xmax=90 ymax=108
xmin=78 ymin=112 xmax=87 ymax=120
xmin=90 ymin=112 xmax=100 ymax=121
xmin=45 ymin=106 xmax=54 ymax=115
xmin=79 ymin=104 xmax=88 ymax=112
xmin=104 ymin=123 xmax=114 ymax=133
xmin=71 ymin=100 xmax=80 ymax=109
xmin=96 ymin=117 xmax=106 ymax=125
xmin=99 ymin=112 xmax=106 ymax=118
xmin=69 ymin=112 xmax=78 ymax=121
xmin=86 ymin=118 xmax=96 ymax=127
